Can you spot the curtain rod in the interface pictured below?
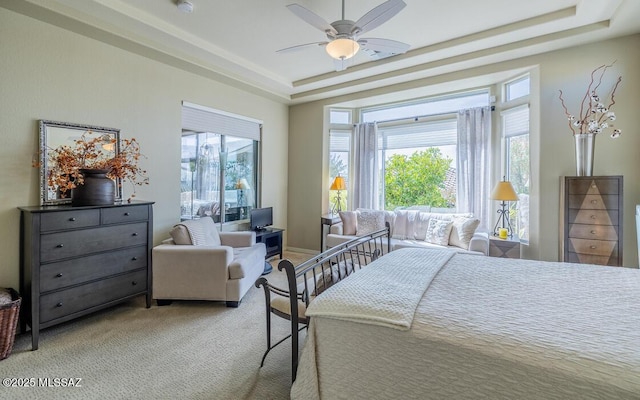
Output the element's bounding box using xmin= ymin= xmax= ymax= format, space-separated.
xmin=358 ymin=105 xmax=495 ymax=126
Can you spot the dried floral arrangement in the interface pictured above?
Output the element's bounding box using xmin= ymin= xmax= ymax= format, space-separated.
xmin=45 ymin=131 xmax=149 ymax=200
xmin=559 ymin=62 xmax=623 ymax=138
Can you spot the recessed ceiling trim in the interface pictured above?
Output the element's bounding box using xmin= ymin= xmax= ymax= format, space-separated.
xmin=292 ymin=6 xmax=577 ymax=88
xmin=291 ymin=20 xmax=610 ymax=101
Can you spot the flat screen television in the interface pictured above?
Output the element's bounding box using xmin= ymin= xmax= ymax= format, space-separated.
xmin=250 ymin=207 xmax=273 ymax=231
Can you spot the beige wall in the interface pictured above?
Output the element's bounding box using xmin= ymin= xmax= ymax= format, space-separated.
xmin=0 ymin=8 xmax=289 ymax=289
xmin=289 ymin=34 xmax=640 ymax=266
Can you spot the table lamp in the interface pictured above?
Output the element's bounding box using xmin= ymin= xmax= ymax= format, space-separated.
xmin=490 ymin=177 xmax=518 ymax=238
xmin=330 ymin=176 xmax=346 ymax=213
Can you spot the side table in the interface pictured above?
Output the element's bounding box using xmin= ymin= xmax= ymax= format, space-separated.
xmin=254 ymin=228 xmax=284 ymax=260
xmin=489 ymin=236 xmax=520 ymax=258
xmin=321 ymin=213 xmax=341 ymax=251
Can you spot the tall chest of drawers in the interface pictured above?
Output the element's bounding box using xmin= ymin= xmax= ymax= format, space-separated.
xmin=19 ymin=201 xmax=154 ymax=350
xmin=561 ymin=176 xmax=622 ymax=266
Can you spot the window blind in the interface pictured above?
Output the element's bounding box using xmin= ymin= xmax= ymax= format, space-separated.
xmin=502 ymin=105 xmax=529 ymax=138
xmin=182 ymin=101 xmax=261 ymax=141
xmin=378 ymin=119 xmax=457 ymax=150
xmin=330 ymin=130 xmax=351 ymax=152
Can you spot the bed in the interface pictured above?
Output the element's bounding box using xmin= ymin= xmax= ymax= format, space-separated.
xmin=290 ymin=248 xmax=640 ymax=399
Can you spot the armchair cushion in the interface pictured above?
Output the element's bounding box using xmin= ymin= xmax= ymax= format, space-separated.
xmin=169 ymin=218 xmax=221 ymax=246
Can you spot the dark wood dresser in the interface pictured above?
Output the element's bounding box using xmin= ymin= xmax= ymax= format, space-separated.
xmin=19 ymin=201 xmax=154 ymax=350
xmin=561 ymin=176 xmax=622 ymax=266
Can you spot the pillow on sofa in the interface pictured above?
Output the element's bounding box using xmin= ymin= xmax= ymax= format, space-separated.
xmin=170 ymin=218 xmax=222 ymax=246
xmin=339 ymin=211 xmax=357 ymax=235
xmin=356 ymin=209 xmax=386 ymax=235
xmin=449 ymin=216 xmax=480 ymax=250
xmin=425 ymin=219 xmax=454 ymax=246
xmin=393 ymin=210 xmax=419 ymax=240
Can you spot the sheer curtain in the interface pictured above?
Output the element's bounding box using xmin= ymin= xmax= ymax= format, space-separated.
xmin=352 ymin=122 xmax=379 ymax=210
xmin=457 ymin=107 xmax=491 ymax=230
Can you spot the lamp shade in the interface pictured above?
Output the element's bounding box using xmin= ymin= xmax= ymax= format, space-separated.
xmin=330 ymin=176 xmax=346 ymax=191
xmin=236 ymin=178 xmax=250 ymax=190
xmin=326 ymin=38 xmax=360 ymax=60
xmin=490 ymin=180 xmax=518 ymax=201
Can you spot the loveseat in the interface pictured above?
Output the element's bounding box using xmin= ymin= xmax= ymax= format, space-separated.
xmin=152 ymin=217 xmax=266 ymax=307
xmin=327 ymin=209 xmax=489 ymax=255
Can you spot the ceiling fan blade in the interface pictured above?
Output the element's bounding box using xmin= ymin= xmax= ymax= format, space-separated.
xmin=286 ymin=4 xmax=338 ymax=36
xmin=276 ymin=41 xmax=328 ymax=54
xmin=352 ymin=0 xmax=406 ymax=36
xmin=358 ymin=37 xmax=410 ymax=55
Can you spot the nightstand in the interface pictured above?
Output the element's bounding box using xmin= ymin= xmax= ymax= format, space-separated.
xmin=489 ymin=235 xmax=520 ymax=258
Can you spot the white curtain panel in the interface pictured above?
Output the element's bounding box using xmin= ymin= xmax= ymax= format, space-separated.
xmin=456 ymin=107 xmax=492 ymax=231
xmin=352 ymin=122 xmax=379 ymax=210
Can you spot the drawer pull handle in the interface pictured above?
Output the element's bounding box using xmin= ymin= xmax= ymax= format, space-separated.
xmin=591 ymin=200 xmax=598 ymax=204
xmin=590 ymin=215 xmax=596 ymax=219
xmin=132 ymin=232 xmax=138 ymax=237
xmin=131 ymin=281 xmax=137 ymax=286
xmin=55 ymin=273 xmax=63 ymax=278
xmin=56 ymin=244 xmax=64 ymax=248
xmin=124 ymin=212 xmax=130 ymax=216
xmin=69 ymin=217 xmax=76 ymax=221
xmin=132 ymin=257 xmax=138 ymax=261
xmin=590 ymin=245 xmax=597 ymax=249
xmin=56 ymin=302 xmax=63 ymax=308
xmin=590 ymin=230 xmax=596 ymax=234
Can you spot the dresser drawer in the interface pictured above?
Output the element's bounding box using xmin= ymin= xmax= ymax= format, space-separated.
xmin=567 ymin=178 xmax=620 ymax=195
xmin=39 ymin=269 xmax=147 ymax=324
xmin=101 ymin=205 xmax=149 ymax=224
xmin=40 ymin=209 xmax=100 ymax=232
xmin=40 ymin=246 xmax=148 ymax=293
xmin=40 ymin=222 xmax=148 ymax=262
xmin=567 ymin=209 xmax=618 ymax=226
xmin=568 ymin=224 xmax=619 ymax=241
xmin=567 ymin=238 xmax=618 ymax=257
xmin=567 ymin=195 xmax=618 ymax=210
xmin=566 ymin=253 xmax=619 ymax=266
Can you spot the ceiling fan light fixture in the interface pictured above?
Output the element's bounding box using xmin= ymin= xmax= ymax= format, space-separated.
xmin=326 ymin=38 xmax=360 ymax=60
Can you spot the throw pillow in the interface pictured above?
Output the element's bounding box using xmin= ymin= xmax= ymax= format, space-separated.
xmin=169 ymin=218 xmax=221 ymax=246
xmin=424 ymin=218 xmax=454 ymax=246
xmin=339 ymin=211 xmax=357 ymax=235
xmin=449 ymin=216 xmax=480 ymax=250
xmin=355 ymin=209 xmax=386 ymax=235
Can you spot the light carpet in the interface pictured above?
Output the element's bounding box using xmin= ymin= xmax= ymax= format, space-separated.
xmin=0 ymin=251 xmax=313 ymax=400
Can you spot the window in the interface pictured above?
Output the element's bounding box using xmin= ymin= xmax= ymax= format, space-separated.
xmin=360 ymin=91 xmax=489 ymax=211
xmin=181 ymin=103 xmax=260 ymax=223
xmin=505 ymin=75 xmax=530 ymax=101
xmin=502 ymin=105 xmax=530 ymax=242
xmin=329 ymin=130 xmax=351 ymax=211
xmin=330 ymin=109 xmax=352 ymax=124
xmin=377 ymin=119 xmax=458 ymax=210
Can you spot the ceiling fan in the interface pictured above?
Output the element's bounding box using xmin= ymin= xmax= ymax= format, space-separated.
xmin=277 ymin=0 xmax=410 ymax=71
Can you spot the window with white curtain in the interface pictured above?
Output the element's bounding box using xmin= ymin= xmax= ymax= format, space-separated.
xmin=359 ymin=91 xmax=489 ymax=211
xmin=181 ymin=102 xmax=261 ymax=223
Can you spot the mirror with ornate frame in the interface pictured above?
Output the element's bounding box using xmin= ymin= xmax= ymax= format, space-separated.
xmin=39 ymin=120 xmax=123 ymax=205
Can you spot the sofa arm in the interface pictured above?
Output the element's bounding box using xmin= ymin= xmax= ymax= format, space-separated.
xmin=469 ymin=231 xmax=490 ymax=255
xmin=152 ymin=244 xmax=235 ymax=300
xmin=220 ymin=231 xmax=256 ymax=247
xmin=329 ymin=222 xmax=343 ymax=235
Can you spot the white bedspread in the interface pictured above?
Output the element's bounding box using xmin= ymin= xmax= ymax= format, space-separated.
xmin=292 ymin=251 xmax=640 ymax=400
xmin=306 ymin=248 xmax=454 ymax=330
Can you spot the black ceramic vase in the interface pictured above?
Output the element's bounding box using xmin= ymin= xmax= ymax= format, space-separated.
xmin=71 ymin=168 xmax=115 ymax=206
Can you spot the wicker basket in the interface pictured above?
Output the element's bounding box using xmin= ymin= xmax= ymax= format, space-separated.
xmin=0 ymin=288 xmax=21 ymax=360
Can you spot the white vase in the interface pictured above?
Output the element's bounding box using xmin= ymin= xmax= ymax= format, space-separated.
xmin=574 ymin=133 xmax=595 ymax=176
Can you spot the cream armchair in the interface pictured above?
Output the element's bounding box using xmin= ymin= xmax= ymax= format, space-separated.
xmin=152 ymin=217 xmax=266 ymax=307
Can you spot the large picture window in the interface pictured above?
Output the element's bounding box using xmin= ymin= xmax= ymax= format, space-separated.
xmin=360 ymin=91 xmax=489 ymax=211
xmin=181 ymin=103 xmax=260 ymax=223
